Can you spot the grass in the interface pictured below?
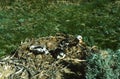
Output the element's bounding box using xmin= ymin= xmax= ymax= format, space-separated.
xmin=0 ymin=0 xmax=119 ymax=56
xmin=0 ymin=0 xmax=120 ymax=78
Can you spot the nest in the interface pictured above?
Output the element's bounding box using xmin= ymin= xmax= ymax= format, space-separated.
xmin=0 ymin=33 xmax=91 ymax=79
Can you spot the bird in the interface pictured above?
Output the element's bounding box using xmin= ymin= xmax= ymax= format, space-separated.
xmin=68 ymin=35 xmax=83 ymax=47
xmin=76 ymin=35 xmax=83 ymax=43
xmin=57 ymin=51 xmax=66 ymax=59
xmin=29 ymin=45 xmax=49 ymax=55
xmin=50 ymin=48 xmax=66 ymax=59
xmin=58 ymin=38 xmax=69 ymax=50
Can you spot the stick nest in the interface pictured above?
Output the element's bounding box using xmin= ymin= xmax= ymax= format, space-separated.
xmin=0 ymin=33 xmax=92 ymax=79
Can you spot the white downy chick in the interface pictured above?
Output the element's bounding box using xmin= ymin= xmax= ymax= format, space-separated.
xmin=76 ymin=35 xmax=83 ymax=43
xmin=29 ymin=45 xmax=49 ymax=54
xmin=57 ymin=52 xmax=66 ymax=59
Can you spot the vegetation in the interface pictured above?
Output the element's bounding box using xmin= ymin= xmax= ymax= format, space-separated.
xmin=0 ymin=0 xmax=120 ymax=79
xmin=86 ymin=49 xmax=120 ymax=79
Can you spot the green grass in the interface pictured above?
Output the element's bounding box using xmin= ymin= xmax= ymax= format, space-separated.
xmin=0 ymin=0 xmax=120 ymax=78
xmin=0 ymin=0 xmax=119 ymax=56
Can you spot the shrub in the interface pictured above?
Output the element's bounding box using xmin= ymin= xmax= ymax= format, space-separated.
xmin=86 ymin=49 xmax=120 ymax=79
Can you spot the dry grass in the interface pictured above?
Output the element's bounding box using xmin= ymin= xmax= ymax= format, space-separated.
xmin=0 ymin=34 xmax=89 ymax=79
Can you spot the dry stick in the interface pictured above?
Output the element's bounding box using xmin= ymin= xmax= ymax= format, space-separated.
xmin=63 ymin=57 xmax=86 ymax=63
